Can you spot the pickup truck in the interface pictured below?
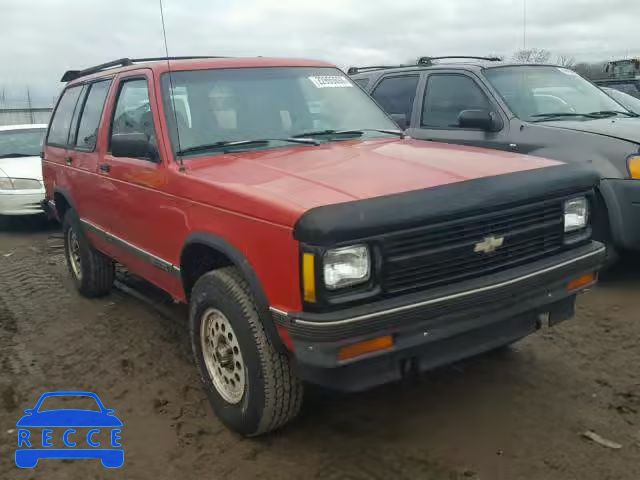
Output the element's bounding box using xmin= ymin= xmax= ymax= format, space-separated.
xmin=43 ymin=56 xmax=604 ymax=435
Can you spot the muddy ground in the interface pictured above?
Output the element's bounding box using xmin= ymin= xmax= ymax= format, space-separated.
xmin=0 ymin=216 xmax=639 ymax=480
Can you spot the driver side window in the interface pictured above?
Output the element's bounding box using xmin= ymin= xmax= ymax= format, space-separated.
xmin=421 ymin=74 xmax=492 ymax=128
xmin=110 ymin=79 xmax=157 ymax=154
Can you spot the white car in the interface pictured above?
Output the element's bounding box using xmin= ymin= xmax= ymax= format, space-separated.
xmin=0 ymin=124 xmax=47 ymax=216
xmin=601 ymin=87 xmax=640 ymax=115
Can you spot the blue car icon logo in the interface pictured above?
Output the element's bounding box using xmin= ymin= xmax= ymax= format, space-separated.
xmin=15 ymin=391 xmax=123 ymax=468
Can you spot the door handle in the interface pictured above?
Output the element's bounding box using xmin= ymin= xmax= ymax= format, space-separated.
xmin=65 ymin=156 xmax=73 ymax=166
xmin=99 ymin=164 xmax=111 ymax=173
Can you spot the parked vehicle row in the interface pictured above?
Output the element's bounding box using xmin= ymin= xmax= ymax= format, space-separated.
xmin=42 ymin=56 xmax=604 ymax=435
xmin=350 ymin=57 xmax=640 ymax=258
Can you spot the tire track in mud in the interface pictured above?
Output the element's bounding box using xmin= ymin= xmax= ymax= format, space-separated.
xmin=0 ymin=237 xmax=216 ymax=478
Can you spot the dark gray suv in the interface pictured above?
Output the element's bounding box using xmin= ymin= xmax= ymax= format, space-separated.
xmin=350 ymin=57 xmax=640 ymax=257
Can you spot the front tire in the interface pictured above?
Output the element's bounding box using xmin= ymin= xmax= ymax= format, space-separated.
xmin=190 ymin=267 xmax=303 ymax=436
xmin=63 ymin=209 xmax=115 ymax=297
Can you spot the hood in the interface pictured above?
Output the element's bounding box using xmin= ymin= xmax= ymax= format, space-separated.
xmin=186 ymin=139 xmax=560 ymax=224
xmin=16 ymin=409 xmax=123 ymax=427
xmin=539 ymin=117 xmax=640 ymax=144
xmin=0 ymin=156 xmax=43 ymax=180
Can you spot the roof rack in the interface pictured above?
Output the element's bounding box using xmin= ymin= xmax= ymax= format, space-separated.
xmin=417 ymin=56 xmax=502 ymax=65
xmin=60 ymin=56 xmax=228 ymax=82
xmin=347 ymin=56 xmax=502 ymax=75
xmin=347 ymin=65 xmax=406 ymax=75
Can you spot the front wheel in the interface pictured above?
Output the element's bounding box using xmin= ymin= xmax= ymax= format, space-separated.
xmin=63 ymin=210 xmax=115 ymax=297
xmin=190 ymin=267 xmax=303 ymax=436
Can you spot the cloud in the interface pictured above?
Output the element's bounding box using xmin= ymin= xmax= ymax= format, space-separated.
xmin=1 ymin=0 xmax=639 ymax=106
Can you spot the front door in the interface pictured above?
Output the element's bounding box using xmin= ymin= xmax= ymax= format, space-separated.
xmin=410 ymin=72 xmax=512 ymax=152
xmin=93 ymin=71 xmax=179 ymax=289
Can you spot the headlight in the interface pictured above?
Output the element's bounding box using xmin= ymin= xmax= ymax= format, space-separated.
xmin=12 ymin=178 xmax=41 ymax=189
xmin=0 ymin=177 xmax=13 ymax=190
xmin=628 ymin=155 xmax=640 ymax=179
xmin=0 ymin=177 xmax=41 ymax=190
xmin=323 ymin=245 xmax=370 ymax=290
xmin=564 ymin=197 xmax=589 ymax=232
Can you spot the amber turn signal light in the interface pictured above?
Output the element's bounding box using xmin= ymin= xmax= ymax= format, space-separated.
xmin=628 ymin=155 xmax=640 ymax=179
xmin=302 ymin=253 xmax=317 ymax=303
xmin=338 ymin=335 xmax=394 ymax=361
xmin=567 ymin=272 xmax=597 ymax=292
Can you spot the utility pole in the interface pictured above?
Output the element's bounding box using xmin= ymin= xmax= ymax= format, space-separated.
xmin=26 ymin=87 xmax=35 ymax=124
xmin=523 ymin=0 xmax=527 ymax=50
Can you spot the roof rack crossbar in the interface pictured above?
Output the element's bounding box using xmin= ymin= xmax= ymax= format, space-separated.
xmin=347 ymin=56 xmax=502 ymax=75
xmin=61 ymin=56 xmax=229 ymax=82
xmin=417 ymin=56 xmax=502 ymax=65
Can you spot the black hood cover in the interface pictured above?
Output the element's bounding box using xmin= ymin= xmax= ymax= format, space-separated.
xmin=294 ymin=163 xmax=600 ymax=245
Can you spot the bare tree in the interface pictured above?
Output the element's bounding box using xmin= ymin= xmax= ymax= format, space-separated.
xmin=512 ymin=48 xmax=552 ymax=64
xmin=556 ymin=54 xmax=576 ymax=68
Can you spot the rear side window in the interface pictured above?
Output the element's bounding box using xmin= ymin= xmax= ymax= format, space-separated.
xmin=47 ymin=86 xmax=83 ymax=146
xmin=421 ymin=74 xmax=491 ymax=128
xmin=75 ymin=80 xmax=112 ymax=150
xmin=371 ymin=76 xmax=419 ymax=121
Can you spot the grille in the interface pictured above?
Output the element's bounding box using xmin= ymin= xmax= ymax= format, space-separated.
xmin=381 ymin=199 xmax=565 ymax=294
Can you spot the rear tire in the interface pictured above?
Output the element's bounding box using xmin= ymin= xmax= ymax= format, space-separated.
xmin=63 ymin=209 xmax=114 ymax=297
xmin=190 ymin=267 xmax=303 ymax=436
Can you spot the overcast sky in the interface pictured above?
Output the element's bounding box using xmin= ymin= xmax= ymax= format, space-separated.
xmin=2 ymin=0 xmax=639 ymax=106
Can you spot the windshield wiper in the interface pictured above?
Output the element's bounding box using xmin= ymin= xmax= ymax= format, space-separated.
xmin=292 ymin=128 xmax=405 ymax=139
xmin=587 ymin=110 xmax=640 ymax=118
xmin=176 ymin=137 xmax=319 ymax=156
xmin=531 ymin=112 xmax=602 ymax=122
xmin=0 ymin=153 xmax=34 ymax=159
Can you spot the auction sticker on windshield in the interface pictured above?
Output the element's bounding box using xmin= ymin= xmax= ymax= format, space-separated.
xmin=308 ymin=76 xmax=353 ymax=88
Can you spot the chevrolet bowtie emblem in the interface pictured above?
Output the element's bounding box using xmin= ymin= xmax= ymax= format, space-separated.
xmin=474 ymin=235 xmax=504 ymax=254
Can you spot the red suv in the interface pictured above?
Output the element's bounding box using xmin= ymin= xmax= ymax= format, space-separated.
xmin=43 ymin=57 xmax=605 ymax=435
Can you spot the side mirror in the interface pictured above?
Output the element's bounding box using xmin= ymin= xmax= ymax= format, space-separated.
xmin=457 ymin=109 xmax=500 ymax=132
xmin=24 ymin=409 xmax=33 ymax=414
xmin=390 ymin=113 xmax=408 ymax=130
xmin=111 ymin=133 xmax=159 ymax=161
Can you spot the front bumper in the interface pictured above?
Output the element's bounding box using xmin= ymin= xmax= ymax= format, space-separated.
xmin=600 ymin=179 xmax=640 ymax=251
xmin=0 ymin=190 xmax=45 ymax=216
xmin=272 ymin=241 xmax=605 ymax=391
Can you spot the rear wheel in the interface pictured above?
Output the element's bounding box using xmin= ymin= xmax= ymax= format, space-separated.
xmin=190 ymin=267 xmax=303 ymax=436
xmin=63 ymin=209 xmax=114 ymax=297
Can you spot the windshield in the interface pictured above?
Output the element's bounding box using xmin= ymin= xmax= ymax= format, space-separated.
xmin=484 ymin=66 xmax=629 ymax=121
xmin=0 ymin=128 xmax=45 ymax=158
xmin=161 ymin=67 xmax=397 ymax=156
xmin=603 ymin=88 xmax=640 ymax=114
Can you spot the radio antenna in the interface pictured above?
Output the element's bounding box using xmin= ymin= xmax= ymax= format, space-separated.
xmin=159 ymin=0 xmax=185 ymax=172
